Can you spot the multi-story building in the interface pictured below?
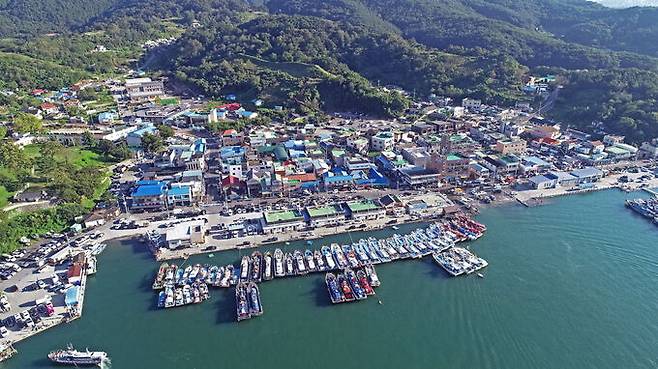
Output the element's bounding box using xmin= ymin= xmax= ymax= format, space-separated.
xmin=304 ymin=205 xmax=346 ymax=227
xmin=494 ymin=139 xmax=527 ymax=155
xmin=345 ymin=200 xmax=386 ymax=220
xmin=370 ymin=131 xmax=395 ymax=152
xmin=124 ymin=78 xmax=164 ymax=102
xmin=260 ymin=210 xmax=306 ymax=234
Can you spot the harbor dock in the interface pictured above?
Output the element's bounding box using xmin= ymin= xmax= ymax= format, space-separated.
xmin=149 ymin=216 xmax=489 ymax=321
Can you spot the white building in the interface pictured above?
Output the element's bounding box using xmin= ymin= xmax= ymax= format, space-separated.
xmin=370 ymin=131 xmax=395 ymax=152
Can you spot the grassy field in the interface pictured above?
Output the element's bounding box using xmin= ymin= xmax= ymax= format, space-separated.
xmin=238 ymin=53 xmax=335 ymax=79
xmin=23 ymin=144 xmax=114 ymax=169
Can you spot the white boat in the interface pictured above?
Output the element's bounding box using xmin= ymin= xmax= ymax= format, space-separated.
xmin=274 ymin=249 xmax=285 ymax=277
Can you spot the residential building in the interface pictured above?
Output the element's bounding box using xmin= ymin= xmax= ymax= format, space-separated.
xmin=398 ymin=166 xmax=441 ymax=187
xmin=461 ymin=98 xmax=482 ymax=110
xmin=494 ymin=139 xmax=527 ymax=155
xmin=222 ymin=129 xmax=244 ymax=146
xmin=127 ymin=124 xmax=158 ymax=148
xmin=167 ymin=186 xmax=193 ymax=206
xmin=639 ymin=139 xmax=658 ymax=159
xmin=131 ymin=180 xmax=167 ymax=211
xmin=370 ymin=131 xmax=395 ymax=152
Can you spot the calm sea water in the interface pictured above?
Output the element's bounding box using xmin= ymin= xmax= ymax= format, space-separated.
xmin=4 ymin=189 xmax=658 ymax=369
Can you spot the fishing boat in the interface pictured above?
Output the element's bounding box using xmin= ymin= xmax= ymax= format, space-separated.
xmin=219 ymin=266 xmax=231 ymax=287
xmin=274 ymin=249 xmax=285 ymax=278
xmin=345 ymin=268 xmax=367 ymax=300
xmin=263 ymin=251 xmax=273 ymax=281
xmin=164 ymin=287 xmax=174 ymax=308
xmin=157 ymin=291 xmax=166 ymax=308
xmin=337 ymin=273 xmax=355 ymax=302
xmin=48 ymin=345 xmax=109 ymax=366
xmin=251 ymin=251 xmax=262 ymax=282
xmin=325 ymin=273 xmax=344 ymax=304
xmin=174 ymin=288 xmax=184 ymax=306
xmin=294 ymin=250 xmax=307 ymax=275
xmin=304 ymin=250 xmax=317 ymax=272
xmin=314 ymin=250 xmax=326 ymax=271
xmin=248 ymin=282 xmax=263 ymax=317
xmin=345 ymin=248 xmax=360 ymax=268
xmin=189 ymin=264 xmax=200 ymax=282
xmin=364 ymin=264 xmax=381 ymax=287
xmin=356 ymin=269 xmax=375 ymax=296
xmin=284 ymin=253 xmax=295 ymax=276
xmin=322 ymin=245 xmax=336 ymax=270
xmin=239 ymin=256 xmax=250 ymax=281
xmin=331 ymin=243 xmax=348 ymax=268
xmin=235 ymin=283 xmax=251 ymax=321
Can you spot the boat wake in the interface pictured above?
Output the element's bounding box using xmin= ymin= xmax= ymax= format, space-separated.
xmin=99 ymin=358 xmax=112 ymax=368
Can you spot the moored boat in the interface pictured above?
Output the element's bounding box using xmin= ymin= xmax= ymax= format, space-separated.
xmin=248 ymin=282 xmax=263 ymax=317
xmin=274 ymin=249 xmax=285 ymax=277
xmin=356 ymin=269 xmax=375 ymax=296
xmin=236 ymin=282 xmax=251 ymax=321
xmin=325 ymin=273 xmax=344 ymax=304
xmin=263 ymin=251 xmax=273 ymax=281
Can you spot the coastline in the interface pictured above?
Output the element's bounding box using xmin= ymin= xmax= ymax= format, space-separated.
xmin=95 ymin=174 xmax=657 ymax=261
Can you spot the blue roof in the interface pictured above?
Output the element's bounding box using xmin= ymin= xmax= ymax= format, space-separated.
xmin=136 ymin=180 xmax=164 ymax=186
xmin=324 ymin=175 xmax=353 ymax=183
xmin=128 ymin=125 xmax=157 ymax=137
xmin=65 ymin=286 xmax=80 ymax=306
xmin=133 ymin=184 xmax=165 ymax=197
xmin=220 ymin=146 xmax=245 ymax=158
xmin=193 ymin=139 xmax=206 ymax=153
xmin=168 ymin=186 xmax=190 ymax=196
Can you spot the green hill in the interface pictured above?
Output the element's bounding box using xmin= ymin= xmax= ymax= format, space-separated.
xmin=0 ymin=0 xmax=657 ymax=139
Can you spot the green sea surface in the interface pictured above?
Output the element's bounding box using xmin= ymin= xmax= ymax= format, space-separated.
xmin=4 ymin=189 xmax=658 ymax=369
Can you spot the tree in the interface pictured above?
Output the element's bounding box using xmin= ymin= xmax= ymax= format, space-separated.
xmin=13 ymin=113 xmax=42 ymax=134
xmin=109 ymin=142 xmax=132 ymax=160
xmin=41 ymin=139 xmax=64 ymax=158
xmin=157 ymin=124 xmax=174 ymax=140
xmin=141 ymin=133 xmax=164 ymax=153
xmin=0 ymin=126 xmax=7 ymax=139
xmin=0 ymin=142 xmax=29 ymax=169
xmin=82 ymin=131 xmax=98 ymax=148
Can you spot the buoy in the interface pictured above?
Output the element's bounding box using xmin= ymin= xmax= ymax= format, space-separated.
xmin=378 ymin=300 xmax=383 ymax=305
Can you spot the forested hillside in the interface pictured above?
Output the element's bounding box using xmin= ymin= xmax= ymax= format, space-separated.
xmin=0 ymin=0 xmax=657 ymax=139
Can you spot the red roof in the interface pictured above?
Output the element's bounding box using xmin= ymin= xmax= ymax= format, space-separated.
xmin=216 ymin=103 xmax=241 ymax=111
xmin=222 ymin=129 xmax=238 ymax=136
xmin=221 ymin=176 xmax=243 ymax=187
xmin=32 ymin=89 xmax=46 ymax=96
xmin=67 ymin=264 xmax=82 ymax=278
xmin=534 ymin=137 xmax=559 ymax=146
xmin=41 ymin=102 xmax=56 ymax=110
